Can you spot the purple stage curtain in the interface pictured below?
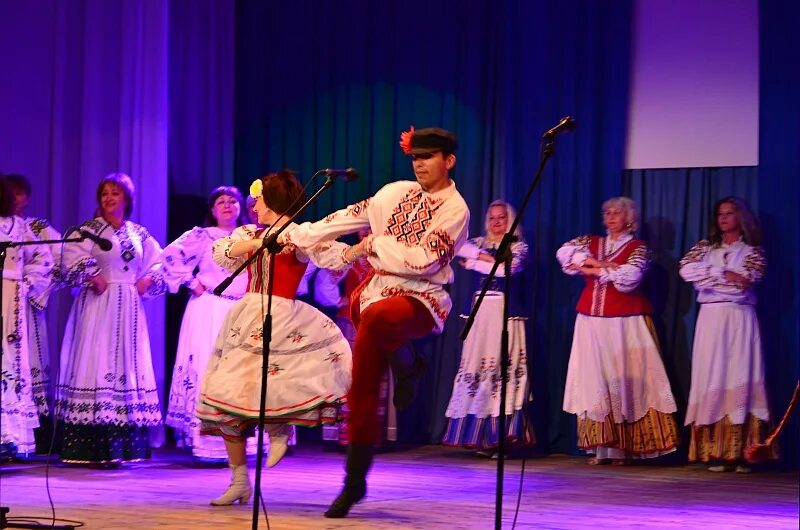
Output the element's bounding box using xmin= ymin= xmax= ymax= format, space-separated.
xmin=0 ymin=0 xmax=170 ymax=445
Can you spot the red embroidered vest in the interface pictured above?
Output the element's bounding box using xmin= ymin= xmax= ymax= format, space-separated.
xmin=575 ymin=236 xmax=652 ymax=317
xmin=246 ymin=250 xmax=308 ymax=299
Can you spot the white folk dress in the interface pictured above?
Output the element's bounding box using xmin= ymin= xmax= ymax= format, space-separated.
xmin=679 ymin=239 xmax=772 ymax=462
xmin=197 ymin=225 xmax=352 ymax=437
xmin=0 ymin=216 xmax=54 ymax=455
xmin=162 ymin=226 xmax=248 ymax=459
xmin=442 ymin=236 xmax=534 ymax=449
xmin=56 ymin=218 xmax=166 ymax=463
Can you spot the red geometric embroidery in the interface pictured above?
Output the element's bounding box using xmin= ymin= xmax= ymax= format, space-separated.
xmin=404 ymin=259 xmax=440 ymax=272
xmin=425 ymin=229 xmax=455 ymax=266
xmin=347 ymin=198 xmax=370 ymax=217
xmin=324 ymin=198 xmax=370 ymax=223
xmin=384 ymin=189 xmax=441 ymax=247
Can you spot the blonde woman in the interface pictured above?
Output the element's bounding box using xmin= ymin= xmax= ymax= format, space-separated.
xmin=442 ymin=200 xmax=534 ymax=453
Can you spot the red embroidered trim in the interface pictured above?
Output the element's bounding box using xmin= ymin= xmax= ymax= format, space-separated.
xmin=426 ymin=229 xmax=455 ymax=266
xmin=379 ymin=285 xmax=447 ymax=322
xmin=404 ymin=259 xmax=440 ymax=271
xmin=348 ymin=198 xmax=370 ymax=217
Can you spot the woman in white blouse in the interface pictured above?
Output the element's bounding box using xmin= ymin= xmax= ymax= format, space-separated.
xmin=442 ymin=200 xmax=534 ymax=454
xmin=162 ymin=186 xmax=248 ymax=463
xmin=4 ymin=173 xmax=61 ymax=455
xmin=56 ymin=173 xmax=166 ymax=466
xmin=0 ymin=175 xmax=53 ymax=458
xmin=679 ymin=196 xmax=774 ymax=472
xmin=197 ymin=171 xmax=352 ymax=506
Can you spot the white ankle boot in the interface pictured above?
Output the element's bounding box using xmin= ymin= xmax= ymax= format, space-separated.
xmin=266 ymin=424 xmax=290 ymax=468
xmin=210 ymin=463 xmax=251 ymax=505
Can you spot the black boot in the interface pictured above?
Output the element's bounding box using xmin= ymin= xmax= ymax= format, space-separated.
xmin=388 ymin=343 xmax=426 ymax=410
xmin=324 ymin=443 xmax=373 ymax=518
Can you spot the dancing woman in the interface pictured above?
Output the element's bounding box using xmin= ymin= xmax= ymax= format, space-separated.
xmin=197 ymin=170 xmax=352 ymax=505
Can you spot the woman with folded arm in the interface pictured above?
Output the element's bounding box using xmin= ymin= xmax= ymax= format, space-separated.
xmin=557 ymin=196 xmax=679 ymax=465
xmin=679 ymin=196 xmax=775 ymax=473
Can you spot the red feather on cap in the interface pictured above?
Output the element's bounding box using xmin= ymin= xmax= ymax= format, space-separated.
xmin=399 ymin=126 xmax=415 ymax=154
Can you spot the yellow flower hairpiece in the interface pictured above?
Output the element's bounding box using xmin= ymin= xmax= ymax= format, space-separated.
xmin=249 ymin=178 xmax=263 ymax=199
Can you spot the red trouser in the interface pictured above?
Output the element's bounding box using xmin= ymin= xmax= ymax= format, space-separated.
xmin=348 ymin=296 xmax=435 ymax=444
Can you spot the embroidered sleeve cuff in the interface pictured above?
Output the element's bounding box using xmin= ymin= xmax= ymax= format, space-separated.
xmin=145 ymin=270 xmax=167 ymax=298
xmin=223 ymin=241 xmax=235 ymax=259
xmin=65 ymin=258 xmax=100 ymax=287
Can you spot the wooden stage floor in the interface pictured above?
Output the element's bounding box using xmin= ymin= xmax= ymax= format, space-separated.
xmin=2 ymin=444 xmax=797 ymax=529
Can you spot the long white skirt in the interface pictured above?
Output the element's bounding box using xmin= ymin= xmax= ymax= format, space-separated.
xmin=685 ymin=302 xmax=769 ymax=426
xmin=197 ymin=293 xmax=352 ymax=426
xmin=563 ymin=314 xmax=677 ymax=422
xmin=445 ymin=293 xmax=529 ymax=419
xmin=56 ymin=284 xmax=162 ymax=427
xmin=166 ymin=291 xmax=239 ymax=458
xmin=0 ymin=279 xmax=39 ymax=453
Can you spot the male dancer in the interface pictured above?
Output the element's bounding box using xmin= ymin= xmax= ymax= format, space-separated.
xmin=283 ymin=127 xmax=470 ymax=517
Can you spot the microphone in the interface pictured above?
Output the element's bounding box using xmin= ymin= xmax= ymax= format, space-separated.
xmin=542 ymin=116 xmax=576 ymax=138
xmin=322 ymin=168 xmax=359 ymax=182
xmin=79 ymin=229 xmax=113 ymax=251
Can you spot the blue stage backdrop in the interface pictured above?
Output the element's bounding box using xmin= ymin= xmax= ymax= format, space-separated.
xmin=756 ymin=0 xmax=800 ymax=467
xmin=3 ymin=0 xmax=794 ymax=467
xmin=231 ymin=0 xmax=798 ymax=467
xmin=0 ymin=0 xmax=171 ymax=446
xmin=231 ymin=0 xmax=633 ymax=453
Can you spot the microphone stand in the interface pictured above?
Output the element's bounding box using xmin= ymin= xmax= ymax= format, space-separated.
xmin=460 ymin=134 xmax=558 ymax=530
xmin=213 ymin=173 xmax=336 ymax=530
xmin=1 ymin=233 xmax=85 ymax=530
